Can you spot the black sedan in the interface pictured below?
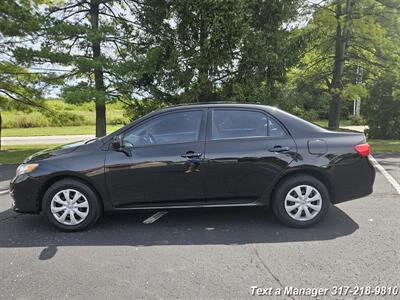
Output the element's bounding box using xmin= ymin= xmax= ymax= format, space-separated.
xmin=10 ymin=103 xmax=375 ymax=231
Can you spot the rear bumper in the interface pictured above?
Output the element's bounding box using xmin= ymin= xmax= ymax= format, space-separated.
xmin=10 ymin=174 xmax=43 ymax=213
xmin=330 ymin=156 xmax=376 ymax=204
xmin=333 ymin=184 xmax=374 ymax=204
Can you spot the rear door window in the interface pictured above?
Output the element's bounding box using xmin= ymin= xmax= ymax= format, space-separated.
xmin=211 ymin=109 xmax=285 ymax=140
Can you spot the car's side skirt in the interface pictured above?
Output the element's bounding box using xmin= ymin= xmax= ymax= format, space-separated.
xmin=109 ymin=201 xmax=265 ymax=212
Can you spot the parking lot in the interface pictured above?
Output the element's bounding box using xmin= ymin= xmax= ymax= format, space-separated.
xmin=0 ymin=155 xmax=399 ymax=299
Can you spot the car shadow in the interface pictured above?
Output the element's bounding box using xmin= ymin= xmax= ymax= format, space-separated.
xmin=0 ymin=205 xmax=358 ymax=260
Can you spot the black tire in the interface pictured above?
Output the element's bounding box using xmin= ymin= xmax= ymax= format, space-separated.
xmin=42 ymin=179 xmax=102 ymax=232
xmin=272 ymin=175 xmax=330 ymax=228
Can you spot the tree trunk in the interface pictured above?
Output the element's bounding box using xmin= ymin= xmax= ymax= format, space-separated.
xmin=198 ymin=66 xmax=211 ymax=102
xmin=90 ymin=0 xmax=106 ymax=137
xmin=328 ymin=0 xmax=353 ymax=129
xmin=266 ymin=67 xmax=278 ymax=103
xmin=329 ymin=93 xmax=341 ymax=128
xmin=198 ymin=15 xmax=212 ymax=102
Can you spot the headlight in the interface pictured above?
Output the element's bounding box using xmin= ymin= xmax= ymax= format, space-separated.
xmin=16 ymin=164 xmax=39 ymax=176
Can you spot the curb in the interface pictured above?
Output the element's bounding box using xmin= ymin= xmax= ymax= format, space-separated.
xmin=0 ymin=189 xmax=9 ymax=195
xmin=0 ymin=182 xmax=10 ymax=192
xmin=0 ymin=180 xmax=10 ymax=195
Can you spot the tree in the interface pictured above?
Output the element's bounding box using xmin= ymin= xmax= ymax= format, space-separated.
xmin=293 ymin=0 xmax=398 ymax=128
xmin=329 ymin=0 xmax=353 ymax=129
xmin=364 ymin=71 xmax=400 ymax=139
xmin=0 ymin=0 xmax=44 ymax=110
xmin=15 ymin=0 xmax=138 ymax=137
xmin=363 ymin=0 xmax=400 ymax=138
xmin=225 ymin=0 xmax=303 ymax=104
xmin=124 ymin=0 xmax=303 ymax=104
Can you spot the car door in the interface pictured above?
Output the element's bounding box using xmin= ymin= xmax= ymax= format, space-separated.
xmin=105 ymin=109 xmax=206 ymax=207
xmin=203 ymin=108 xmax=297 ymax=204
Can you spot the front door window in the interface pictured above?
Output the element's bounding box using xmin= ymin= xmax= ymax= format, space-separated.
xmin=124 ymin=110 xmax=203 ymax=147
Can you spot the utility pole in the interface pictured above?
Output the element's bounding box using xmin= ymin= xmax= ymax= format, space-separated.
xmin=354 ymin=66 xmax=362 ymax=116
xmin=0 ymin=109 xmax=3 ymax=151
xmin=353 ymin=99 xmax=360 ymax=116
xmin=328 ymin=0 xmax=354 ymax=129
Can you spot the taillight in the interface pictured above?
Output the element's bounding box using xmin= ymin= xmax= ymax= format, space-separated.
xmin=354 ymin=143 xmax=370 ymax=157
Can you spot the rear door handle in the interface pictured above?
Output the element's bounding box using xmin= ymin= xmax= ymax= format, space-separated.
xmin=269 ymin=146 xmax=290 ymax=153
xmin=181 ymin=152 xmax=202 ymax=159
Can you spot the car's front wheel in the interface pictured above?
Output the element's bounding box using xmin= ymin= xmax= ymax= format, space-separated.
xmin=42 ymin=179 xmax=102 ymax=231
xmin=272 ymin=175 xmax=330 ymax=228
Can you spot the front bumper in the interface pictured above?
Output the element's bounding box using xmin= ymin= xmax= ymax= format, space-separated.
xmin=10 ymin=174 xmax=43 ymax=213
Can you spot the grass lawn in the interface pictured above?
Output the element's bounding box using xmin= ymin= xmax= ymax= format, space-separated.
xmin=369 ymin=139 xmax=400 ymax=153
xmin=0 ymin=139 xmax=399 ymax=164
xmin=0 ymin=144 xmax=61 ymax=164
xmin=1 ymin=125 xmax=123 ymax=137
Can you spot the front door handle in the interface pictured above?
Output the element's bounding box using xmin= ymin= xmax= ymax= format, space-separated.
xmin=181 ymin=151 xmax=202 ymax=159
xmin=269 ymin=146 xmax=290 ymax=153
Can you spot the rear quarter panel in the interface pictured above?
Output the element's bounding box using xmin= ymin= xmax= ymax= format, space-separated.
xmin=288 ymin=131 xmax=375 ymax=203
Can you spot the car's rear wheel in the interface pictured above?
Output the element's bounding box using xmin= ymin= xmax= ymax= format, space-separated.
xmin=43 ymin=179 xmax=102 ymax=232
xmin=272 ymin=175 xmax=330 ymax=228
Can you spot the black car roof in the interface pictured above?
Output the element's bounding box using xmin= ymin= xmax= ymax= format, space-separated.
xmin=156 ymin=102 xmax=276 ymax=113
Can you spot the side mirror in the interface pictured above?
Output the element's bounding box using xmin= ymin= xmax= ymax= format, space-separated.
xmin=123 ymin=141 xmax=134 ymax=150
xmin=111 ymin=135 xmax=123 ymax=149
xmin=111 ymin=135 xmax=133 ymax=157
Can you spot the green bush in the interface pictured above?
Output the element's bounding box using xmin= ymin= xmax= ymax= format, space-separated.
xmin=108 ymin=116 xmax=128 ymax=125
xmin=46 ymin=100 xmax=67 ymax=110
xmin=303 ymin=110 xmax=319 ymax=122
xmin=348 ymin=115 xmax=366 ymax=125
xmin=124 ymin=99 xmax=167 ymax=121
xmin=290 ymin=106 xmax=304 ymax=117
xmin=280 ymin=84 xmax=331 ymax=120
xmin=3 ymin=112 xmax=50 ymax=128
xmin=289 ymin=106 xmax=318 ymax=121
xmin=364 ymin=74 xmax=400 ymax=139
xmin=48 ymin=111 xmax=86 ymax=127
xmin=79 ymin=102 xmax=95 ymax=112
xmin=3 ymin=99 xmax=153 ymax=129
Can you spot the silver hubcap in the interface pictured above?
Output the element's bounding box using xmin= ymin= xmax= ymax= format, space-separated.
xmin=284 ymin=185 xmax=322 ymax=222
xmin=50 ymin=189 xmax=89 ymax=226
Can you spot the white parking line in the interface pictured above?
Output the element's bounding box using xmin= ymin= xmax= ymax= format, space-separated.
xmin=143 ymin=211 xmax=168 ymax=224
xmin=370 ymin=155 xmax=400 ymax=194
xmin=0 ymin=190 xmax=9 ymax=196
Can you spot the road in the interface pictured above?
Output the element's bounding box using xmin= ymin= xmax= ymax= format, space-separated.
xmin=2 ymin=135 xmax=94 ymax=146
xmin=0 ymin=157 xmax=399 ymax=299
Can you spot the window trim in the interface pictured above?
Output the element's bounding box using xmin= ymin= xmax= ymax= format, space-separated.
xmin=120 ymin=109 xmax=207 ymax=148
xmin=206 ymin=108 xmax=288 ymax=142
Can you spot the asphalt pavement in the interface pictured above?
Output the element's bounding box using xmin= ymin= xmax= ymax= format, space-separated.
xmin=0 ymin=156 xmax=399 ymax=299
xmin=0 ymin=164 xmax=17 ymax=192
xmin=373 ymin=153 xmax=400 ymax=184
